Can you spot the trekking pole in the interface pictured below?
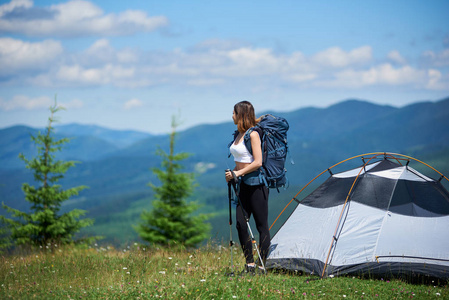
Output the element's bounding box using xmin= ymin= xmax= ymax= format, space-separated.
xmin=227 ymin=179 xmax=235 ymax=276
xmin=227 ymin=169 xmax=267 ymax=273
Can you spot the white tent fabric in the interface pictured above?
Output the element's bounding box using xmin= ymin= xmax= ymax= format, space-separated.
xmin=266 ymin=159 xmax=449 ymax=279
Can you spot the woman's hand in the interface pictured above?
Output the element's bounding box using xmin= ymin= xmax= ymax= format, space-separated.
xmin=225 ymin=170 xmax=233 ymax=182
xmin=225 ymin=169 xmax=241 ymax=182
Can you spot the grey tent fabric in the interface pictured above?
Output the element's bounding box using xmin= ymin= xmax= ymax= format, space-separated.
xmin=266 ymin=159 xmax=449 ymax=279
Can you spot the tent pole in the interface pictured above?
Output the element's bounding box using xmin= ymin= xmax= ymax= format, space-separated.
xmin=321 ymin=154 xmax=381 ymax=278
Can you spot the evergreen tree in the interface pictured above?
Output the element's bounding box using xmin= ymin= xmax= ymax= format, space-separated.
xmin=0 ymin=101 xmax=94 ymax=247
xmin=0 ymin=224 xmax=12 ymax=253
xmin=135 ymin=117 xmax=211 ymax=247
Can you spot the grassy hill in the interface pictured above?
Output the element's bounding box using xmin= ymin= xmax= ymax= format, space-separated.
xmin=2 ymin=245 xmax=447 ymax=299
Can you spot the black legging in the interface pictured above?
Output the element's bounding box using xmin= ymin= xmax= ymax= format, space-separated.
xmin=236 ymin=182 xmax=270 ymax=265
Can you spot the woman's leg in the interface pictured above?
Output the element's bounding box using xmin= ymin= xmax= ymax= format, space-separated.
xmin=236 ymin=183 xmax=254 ymax=264
xmin=251 ymin=185 xmax=270 ymax=263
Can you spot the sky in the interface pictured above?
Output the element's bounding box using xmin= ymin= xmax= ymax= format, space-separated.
xmin=0 ymin=0 xmax=448 ymax=134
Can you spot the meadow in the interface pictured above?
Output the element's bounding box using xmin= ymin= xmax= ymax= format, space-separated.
xmin=1 ymin=242 xmax=448 ymax=299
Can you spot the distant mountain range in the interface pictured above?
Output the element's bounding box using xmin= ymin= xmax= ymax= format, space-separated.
xmin=54 ymin=123 xmax=154 ymax=149
xmin=1 ymin=97 xmax=449 ymax=244
xmin=0 ymin=124 xmax=154 ymax=170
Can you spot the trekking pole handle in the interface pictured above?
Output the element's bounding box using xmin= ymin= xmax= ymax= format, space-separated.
xmin=225 ymin=169 xmax=238 ymax=183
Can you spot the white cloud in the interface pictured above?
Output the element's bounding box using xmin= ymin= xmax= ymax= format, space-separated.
xmin=0 ymin=38 xmax=63 ymax=76
xmin=55 ymin=63 xmax=135 ymax=86
xmin=227 ymin=48 xmax=278 ymax=72
xmin=0 ymin=0 xmax=168 ymax=37
xmin=83 ymin=39 xmax=139 ymax=65
xmin=422 ymin=49 xmax=449 ymax=67
xmin=426 ymin=69 xmax=449 ymax=90
xmin=1 ymin=36 xmax=447 ymax=92
xmin=124 ymin=98 xmax=143 ymax=110
xmin=388 ymin=50 xmax=407 ymax=65
xmin=284 ymin=73 xmax=317 ymax=83
xmin=86 ymin=38 xmax=113 ymax=54
xmin=0 ymin=0 xmax=32 ymax=16
xmin=328 ymin=64 xmax=440 ymax=89
xmin=187 ymin=78 xmax=225 ymax=86
xmin=0 ymin=95 xmax=52 ymax=111
xmin=60 ymin=99 xmax=84 ymax=109
xmin=312 ymin=46 xmax=372 ymax=68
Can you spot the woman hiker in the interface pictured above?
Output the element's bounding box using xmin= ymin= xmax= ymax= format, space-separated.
xmin=225 ymin=100 xmax=270 ymax=275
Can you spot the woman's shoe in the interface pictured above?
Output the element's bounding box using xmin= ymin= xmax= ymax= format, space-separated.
xmin=239 ymin=264 xmax=256 ymax=276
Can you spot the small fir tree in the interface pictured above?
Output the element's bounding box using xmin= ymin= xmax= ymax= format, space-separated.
xmin=0 ymin=101 xmax=93 ymax=247
xmin=135 ymin=117 xmax=211 ymax=247
xmin=0 ymin=224 xmax=12 ymax=253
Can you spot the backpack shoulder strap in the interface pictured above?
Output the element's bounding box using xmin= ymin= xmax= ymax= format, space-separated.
xmin=243 ymin=126 xmax=263 ymax=155
xmin=228 ymin=130 xmax=240 ymax=158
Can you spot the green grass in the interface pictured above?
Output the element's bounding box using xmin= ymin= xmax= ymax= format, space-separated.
xmin=1 ymin=243 xmax=448 ymax=299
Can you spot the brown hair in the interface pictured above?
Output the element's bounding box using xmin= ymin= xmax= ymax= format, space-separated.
xmin=234 ymin=100 xmax=258 ymax=133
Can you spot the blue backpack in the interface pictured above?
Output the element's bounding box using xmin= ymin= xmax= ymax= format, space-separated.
xmin=230 ymin=114 xmax=291 ymax=191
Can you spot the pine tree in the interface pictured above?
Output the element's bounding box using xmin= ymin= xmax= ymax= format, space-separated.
xmin=0 ymin=224 xmax=12 ymax=253
xmin=135 ymin=117 xmax=211 ymax=247
xmin=0 ymin=101 xmax=94 ymax=247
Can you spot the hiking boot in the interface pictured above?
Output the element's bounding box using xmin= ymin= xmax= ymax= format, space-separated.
xmin=257 ymin=266 xmax=267 ymax=275
xmin=239 ymin=264 xmax=256 ymax=276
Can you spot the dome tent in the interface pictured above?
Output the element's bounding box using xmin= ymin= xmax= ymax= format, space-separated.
xmin=266 ymin=153 xmax=449 ymax=280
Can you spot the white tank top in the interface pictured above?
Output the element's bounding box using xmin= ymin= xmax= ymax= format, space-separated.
xmin=230 ymin=139 xmax=254 ymax=163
